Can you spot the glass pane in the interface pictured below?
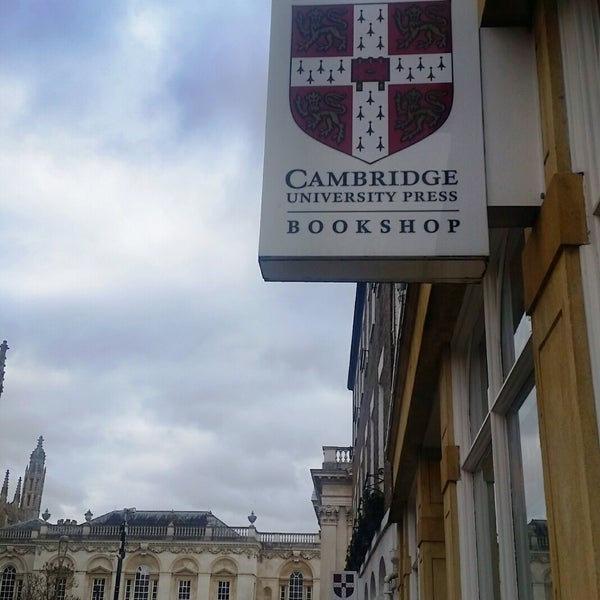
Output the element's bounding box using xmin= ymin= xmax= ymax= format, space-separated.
xmin=501 ymin=230 xmax=528 ymax=376
xmin=473 ymin=449 xmax=501 ymax=600
xmin=469 ymin=327 xmax=488 ymax=440
xmin=0 ymin=567 xmax=16 ymax=600
xmin=92 ymin=579 xmax=105 ymax=600
xmin=289 ymin=573 xmax=303 ymax=600
xmin=177 ymin=581 xmax=190 ymax=600
xmin=133 ymin=568 xmax=149 ymax=600
xmin=217 ymin=582 xmax=229 ymax=600
xmin=511 ymin=388 xmax=552 ymax=600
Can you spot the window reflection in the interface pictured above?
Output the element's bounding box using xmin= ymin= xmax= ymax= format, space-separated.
xmin=469 ymin=321 xmax=488 ymax=441
xmin=510 ymin=388 xmax=552 ymax=600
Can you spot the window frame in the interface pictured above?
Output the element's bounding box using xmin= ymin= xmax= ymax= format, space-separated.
xmin=216 ymin=580 xmax=230 ymax=600
xmin=0 ymin=567 xmax=16 ymax=600
xmin=177 ymin=580 xmax=191 ymax=600
xmin=453 ymin=229 xmax=538 ymax=600
xmin=91 ymin=578 xmax=106 ymax=600
xmin=125 ymin=566 xmax=157 ymax=600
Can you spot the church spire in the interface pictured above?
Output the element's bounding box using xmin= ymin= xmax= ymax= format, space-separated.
xmin=19 ymin=437 xmax=46 ymax=519
xmin=13 ymin=477 xmax=22 ymax=504
xmin=1 ymin=470 xmax=8 ymax=502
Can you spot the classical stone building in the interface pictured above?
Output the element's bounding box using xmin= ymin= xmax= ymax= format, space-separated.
xmin=0 ymin=437 xmax=46 ymax=528
xmin=310 ymin=447 xmax=353 ymax=600
xmin=0 ymin=509 xmax=320 ymax=600
xmin=340 ymin=2 xmax=600 ymax=599
xmin=0 ymin=443 xmax=368 ymax=600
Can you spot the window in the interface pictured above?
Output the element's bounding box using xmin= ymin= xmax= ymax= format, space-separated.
xmin=177 ymin=581 xmax=191 ymax=600
xmin=55 ymin=578 xmax=67 ymax=600
xmin=134 ymin=567 xmax=149 ymax=600
xmin=468 ymin=312 xmax=488 ymax=441
xmin=509 ymin=387 xmax=552 ymax=600
xmin=289 ymin=573 xmax=303 ymax=600
xmin=124 ymin=580 xmax=131 ymax=600
xmin=280 ymin=573 xmax=312 ymax=600
xmin=472 ymin=449 xmax=500 ymax=600
xmin=0 ymin=567 xmax=16 ymax=600
xmin=217 ymin=581 xmax=229 ymax=600
xmin=455 ymin=229 xmax=551 ymax=599
xmin=91 ymin=578 xmax=105 ymax=600
xmin=126 ymin=567 xmax=156 ymax=600
xmin=499 ymin=230 xmax=529 ymax=376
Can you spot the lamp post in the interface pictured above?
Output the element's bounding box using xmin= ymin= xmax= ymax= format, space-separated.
xmin=113 ymin=508 xmax=135 ymax=600
xmin=54 ymin=535 xmax=69 ymax=600
xmin=57 ymin=535 xmax=69 ymax=567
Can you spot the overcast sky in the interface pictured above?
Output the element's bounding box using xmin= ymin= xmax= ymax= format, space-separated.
xmin=0 ymin=0 xmax=355 ymax=533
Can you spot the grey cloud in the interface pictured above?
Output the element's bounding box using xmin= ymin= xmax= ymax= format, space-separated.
xmin=165 ymin=2 xmax=270 ymax=141
xmin=0 ymin=0 xmax=354 ymax=534
xmin=0 ymin=1 xmax=123 ymax=59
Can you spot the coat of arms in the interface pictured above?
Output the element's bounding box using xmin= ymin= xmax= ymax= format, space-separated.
xmin=332 ymin=572 xmax=356 ymax=599
xmin=290 ymin=1 xmax=453 ymax=163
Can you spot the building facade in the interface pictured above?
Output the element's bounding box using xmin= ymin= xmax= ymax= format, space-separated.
xmin=310 ymin=446 xmax=353 ymax=600
xmin=0 ymin=510 xmax=320 ymax=600
xmin=344 ymin=1 xmax=600 ymax=599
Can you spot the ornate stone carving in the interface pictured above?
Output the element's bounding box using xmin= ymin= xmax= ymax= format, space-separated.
xmin=260 ymin=549 xmax=320 ymax=561
xmin=318 ymin=505 xmax=339 ymax=524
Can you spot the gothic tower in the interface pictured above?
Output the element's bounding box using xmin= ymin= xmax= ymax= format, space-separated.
xmin=0 ymin=340 xmax=8 ymax=398
xmin=19 ymin=436 xmax=46 ymax=520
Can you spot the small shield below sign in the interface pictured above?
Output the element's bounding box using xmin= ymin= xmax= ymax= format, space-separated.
xmin=331 ymin=572 xmax=358 ymax=600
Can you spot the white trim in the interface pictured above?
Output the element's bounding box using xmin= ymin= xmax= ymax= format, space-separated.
xmin=483 ymin=258 xmax=519 ymax=600
xmin=491 ymin=339 xmax=534 ymax=416
xmin=462 ymin=414 xmax=491 ymax=473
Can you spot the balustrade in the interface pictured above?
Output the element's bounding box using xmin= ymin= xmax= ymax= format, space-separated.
xmin=0 ymin=524 xmax=319 ymax=546
xmin=322 ymin=445 xmax=353 ymax=465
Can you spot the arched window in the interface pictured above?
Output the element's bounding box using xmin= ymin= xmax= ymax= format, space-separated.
xmin=279 ymin=567 xmax=312 ymax=600
xmin=123 ymin=566 xmax=157 ymax=600
xmin=0 ymin=567 xmax=16 ymax=600
xmin=210 ymin=557 xmax=237 ymax=600
xmin=289 ymin=573 xmax=303 ymax=600
xmin=133 ymin=567 xmax=149 ymax=600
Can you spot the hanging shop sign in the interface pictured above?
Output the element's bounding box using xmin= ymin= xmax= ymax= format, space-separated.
xmin=259 ymin=0 xmax=488 ymax=282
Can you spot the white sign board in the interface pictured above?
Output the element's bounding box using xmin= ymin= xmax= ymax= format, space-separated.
xmin=332 ymin=572 xmax=358 ymax=600
xmin=259 ymin=0 xmax=488 ymax=282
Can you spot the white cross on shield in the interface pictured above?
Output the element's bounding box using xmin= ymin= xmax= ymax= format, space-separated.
xmin=289 ymin=1 xmax=453 ymax=164
xmin=332 ymin=572 xmax=358 ymax=600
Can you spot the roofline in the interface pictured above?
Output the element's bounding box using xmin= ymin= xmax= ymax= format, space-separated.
xmin=347 ymin=283 xmax=366 ymax=391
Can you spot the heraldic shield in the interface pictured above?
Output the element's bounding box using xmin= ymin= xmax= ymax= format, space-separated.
xmin=290 ymin=1 xmax=453 ymax=164
xmin=332 ymin=572 xmax=356 ymax=599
